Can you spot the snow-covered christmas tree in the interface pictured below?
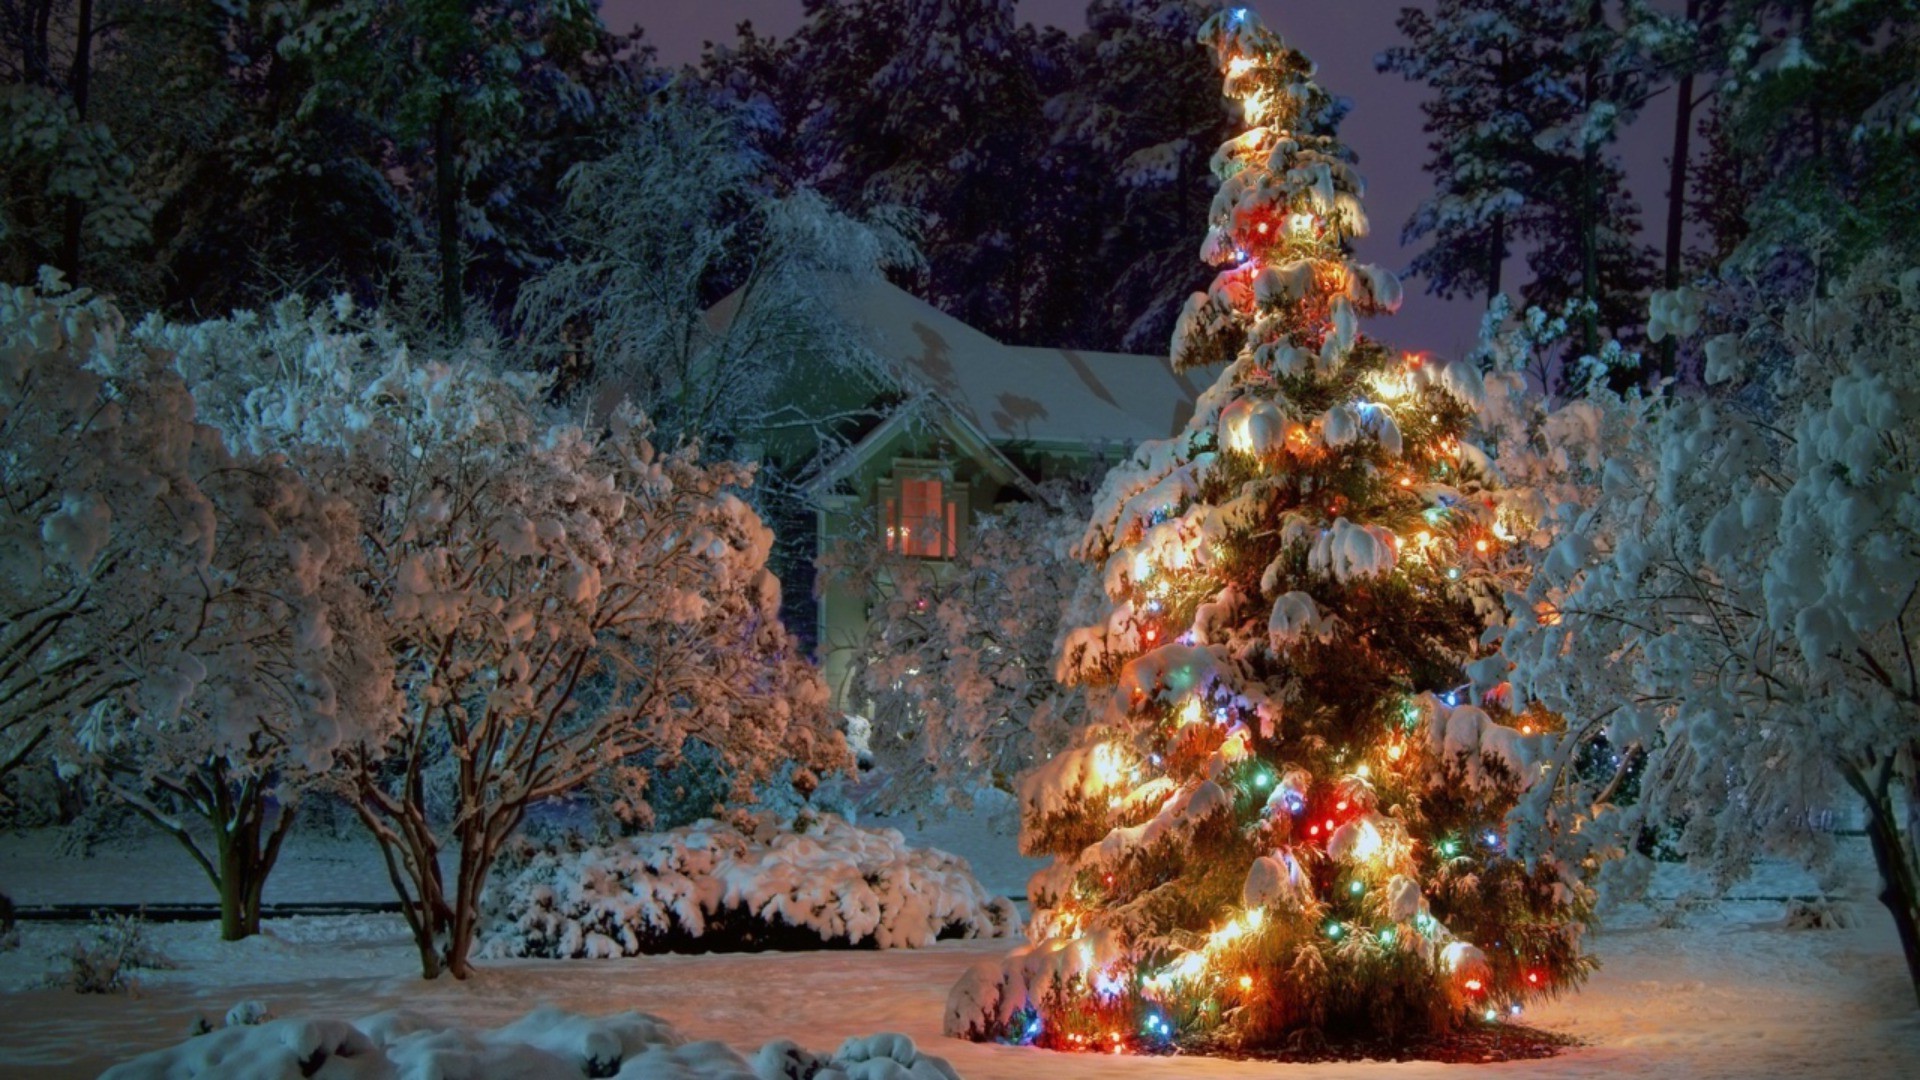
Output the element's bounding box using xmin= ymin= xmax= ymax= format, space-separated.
xmin=945 ymin=9 xmax=1593 ymax=1054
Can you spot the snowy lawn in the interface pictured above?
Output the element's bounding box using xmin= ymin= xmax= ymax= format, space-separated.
xmin=2 ymin=825 xmax=1916 ymax=1077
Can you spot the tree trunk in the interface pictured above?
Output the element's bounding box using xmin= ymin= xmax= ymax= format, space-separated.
xmin=1863 ymin=791 xmax=1920 ymax=1008
xmin=353 ymin=755 xmax=452 ymax=980
xmin=1849 ymin=758 xmax=1920 ymax=1008
xmin=1578 ymin=0 xmax=1603 ymax=362
xmin=1659 ymin=0 xmax=1703 ymax=381
xmin=208 ymin=778 xmax=293 ymax=941
xmin=435 ymin=91 xmax=463 ymax=336
xmin=57 ymin=0 xmax=95 ymax=282
xmin=1486 ymin=210 xmax=1506 ymax=303
xmin=441 ymin=797 xmax=527 ymax=979
xmin=443 ymin=814 xmax=483 ymax=980
xmin=216 ymin=825 xmax=247 ymax=941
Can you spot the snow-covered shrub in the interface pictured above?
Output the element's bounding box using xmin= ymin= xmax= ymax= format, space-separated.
xmin=1498 ymin=250 xmax=1920 ymax=998
xmin=147 ymin=296 xmax=849 ymax=978
xmin=1 ymin=276 xmax=192 ymax=790
xmin=484 ymin=814 xmax=1017 ymax=958
xmin=4 ymin=278 xmax=392 ymax=942
xmin=54 ymin=912 xmax=175 ymax=994
xmin=1783 ymin=899 xmax=1856 ymax=931
xmin=102 ymin=1005 xmax=963 ymax=1080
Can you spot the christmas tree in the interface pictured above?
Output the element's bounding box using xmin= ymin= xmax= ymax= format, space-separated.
xmin=944 ymin=9 xmax=1593 ymax=1054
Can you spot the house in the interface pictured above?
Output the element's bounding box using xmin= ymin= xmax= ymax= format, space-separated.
xmin=710 ymin=276 xmax=1211 ymax=709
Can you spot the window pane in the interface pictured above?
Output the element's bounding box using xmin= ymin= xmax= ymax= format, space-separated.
xmin=900 ymin=477 xmax=944 ymax=558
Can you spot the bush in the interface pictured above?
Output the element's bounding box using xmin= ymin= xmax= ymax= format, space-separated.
xmin=53 ymin=912 xmax=175 ymax=994
xmin=484 ymin=814 xmax=1017 ymax=958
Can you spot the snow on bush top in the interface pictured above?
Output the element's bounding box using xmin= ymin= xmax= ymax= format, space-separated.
xmin=484 ymin=814 xmax=1017 ymax=958
xmin=101 ymin=1004 xmax=964 ymax=1080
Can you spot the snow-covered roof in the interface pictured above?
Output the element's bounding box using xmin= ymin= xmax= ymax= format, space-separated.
xmin=816 ymin=277 xmax=1207 ymax=446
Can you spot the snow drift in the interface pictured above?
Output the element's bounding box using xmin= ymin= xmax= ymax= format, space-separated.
xmin=100 ymin=1004 xmax=964 ymax=1079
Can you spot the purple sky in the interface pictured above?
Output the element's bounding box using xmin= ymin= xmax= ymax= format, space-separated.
xmin=608 ymin=1 xmax=1679 ymax=358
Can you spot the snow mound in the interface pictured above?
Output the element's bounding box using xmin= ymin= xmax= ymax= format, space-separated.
xmin=484 ymin=814 xmax=1018 ymax=958
xmin=102 ymin=1005 xmax=963 ymax=1079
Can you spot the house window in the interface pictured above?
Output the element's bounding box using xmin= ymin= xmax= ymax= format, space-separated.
xmin=883 ymin=474 xmax=957 ymax=558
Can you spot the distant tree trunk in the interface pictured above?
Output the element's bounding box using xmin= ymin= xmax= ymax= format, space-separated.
xmin=435 ymin=91 xmax=464 ymax=335
xmin=1579 ymin=0 xmax=1603 ymax=361
xmin=1660 ymin=0 xmax=1704 ymax=381
xmin=1486 ymin=211 xmax=1506 ymax=303
xmin=58 ymin=0 xmax=95 ymax=282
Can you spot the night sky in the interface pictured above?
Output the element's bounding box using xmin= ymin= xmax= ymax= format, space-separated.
xmin=610 ymin=1 xmax=1680 ymax=358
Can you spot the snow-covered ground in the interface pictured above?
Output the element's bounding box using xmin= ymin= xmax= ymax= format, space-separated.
xmin=2 ymin=815 xmax=1917 ymax=1078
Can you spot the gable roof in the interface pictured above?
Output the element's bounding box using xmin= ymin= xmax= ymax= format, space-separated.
xmin=816 ymin=277 xmax=1208 ymax=446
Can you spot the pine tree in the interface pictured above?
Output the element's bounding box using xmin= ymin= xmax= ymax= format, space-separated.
xmin=1376 ymin=0 xmax=1574 ymax=304
xmin=945 ymin=9 xmax=1592 ymax=1054
xmin=1380 ymin=0 xmax=1658 ymax=364
xmin=1040 ymin=0 xmax=1232 ymax=352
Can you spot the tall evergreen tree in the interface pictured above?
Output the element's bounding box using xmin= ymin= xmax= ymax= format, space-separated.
xmin=704 ymin=0 xmax=1050 ymax=342
xmin=1376 ymin=0 xmax=1570 ymax=304
xmin=703 ymin=0 xmax=1230 ymax=352
xmin=946 ymin=9 xmax=1591 ymax=1054
xmin=290 ymin=0 xmax=615 ymax=335
xmin=1042 ymin=0 xmax=1233 ymax=352
xmin=1715 ymin=0 xmax=1919 ymax=268
xmin=1381 ymin=0 xmax=1658 ymax=365
xmin=0 ymin=0 xmax=149 ymax=289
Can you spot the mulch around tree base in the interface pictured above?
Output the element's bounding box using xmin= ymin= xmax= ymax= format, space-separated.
xmin=1174 ymin=1023 xmax=1581 ymax=1065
